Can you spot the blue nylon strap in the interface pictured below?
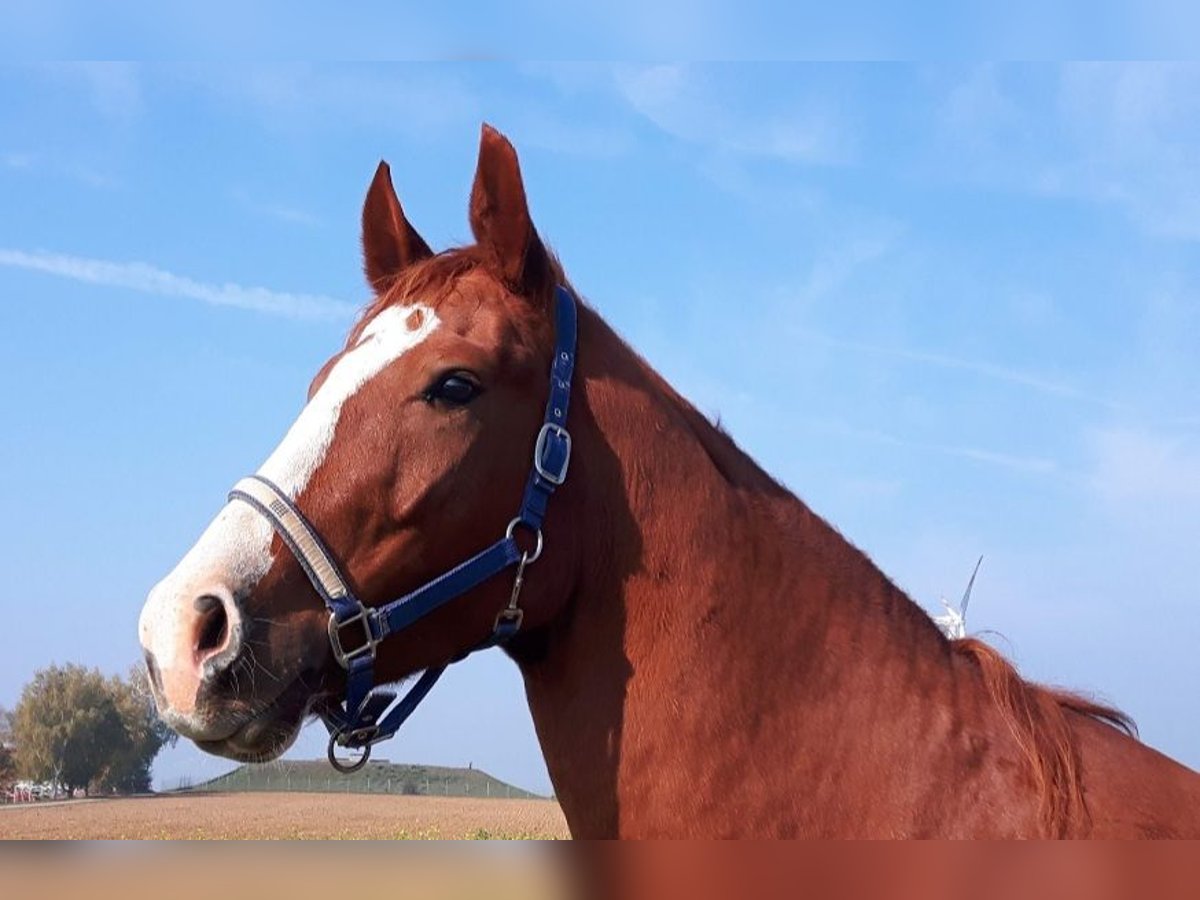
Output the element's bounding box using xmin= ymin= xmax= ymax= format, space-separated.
xmin=330 ymin=286 xmax=579 ymax=749
xmin=488 ymin=614 xmax=523 ymax=645
xmin=370 ymin=666 xmax=447 ymax=738
xmin=329 ymin=539 xmax=522 ymax=747
xmin=515 ymin=286 xmax=577 ymax=531
xmin=323 ymin=665 xmax=446 ymax=740
xmin=373 ymin=537 xmax=522 ymax=640
xmin=545 ymin=286 xmax=577 ymax=430
xmin=341 ymin=655 xmax=376 ymax=729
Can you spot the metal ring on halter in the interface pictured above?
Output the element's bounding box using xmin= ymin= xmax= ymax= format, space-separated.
xmin=505 ymin=517 xmax=544 ymax=563
xmin=327 ymin=733 xmax=371 ymax=774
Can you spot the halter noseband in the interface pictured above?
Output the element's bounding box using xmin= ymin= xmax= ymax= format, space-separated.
xmin=228 ymin=285 xmax=577 ymax=772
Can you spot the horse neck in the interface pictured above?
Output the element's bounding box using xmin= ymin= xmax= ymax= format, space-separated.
xmin=514 ymin=305 xmax=965 ymax=837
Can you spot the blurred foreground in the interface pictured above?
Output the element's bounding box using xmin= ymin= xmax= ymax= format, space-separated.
xmin=3 ymin=840 xmax=1199 ymax=900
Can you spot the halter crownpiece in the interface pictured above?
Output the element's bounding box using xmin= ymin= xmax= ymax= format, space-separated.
xmin=228 ymin=285 xmax=578 ymax=773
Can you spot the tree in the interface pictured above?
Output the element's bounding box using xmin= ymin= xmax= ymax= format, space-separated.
xmin=11 ymin=664 xmax=177 ymax=796
xmin=96 ymin=666 xmax=176 ymax=794
xmin=0 ymin=705 xmax=15 ymax=795
xmin=13 ymin=664 xmax=125 ymax=795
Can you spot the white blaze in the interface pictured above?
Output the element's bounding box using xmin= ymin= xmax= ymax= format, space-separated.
xmin=139 ymin=304 xmax=440 ymax=681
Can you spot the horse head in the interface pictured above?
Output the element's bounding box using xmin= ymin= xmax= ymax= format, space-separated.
xmin=138 ymin=125 xmax=580 ymax=762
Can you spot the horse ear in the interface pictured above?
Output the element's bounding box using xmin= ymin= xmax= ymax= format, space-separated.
xmin=362 ymin=160 xmax=433 ymax=294
xmin=468 ymin=124 xmax=551 ymax=298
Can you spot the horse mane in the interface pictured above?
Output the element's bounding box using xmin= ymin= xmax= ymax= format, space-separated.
xmin=951 ymin=637 xmax=1136 ymax=836
xmin=349 ymin=248 xmax=485 ymax=345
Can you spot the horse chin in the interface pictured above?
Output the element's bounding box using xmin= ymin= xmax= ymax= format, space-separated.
xmin=194 ymin=677 xmax=318 ymax=763
xmin=196 ymin=713 xmax=301 ymax=763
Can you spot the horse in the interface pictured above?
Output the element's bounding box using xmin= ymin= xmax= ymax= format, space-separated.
xmin=138 ymin=124 xmax=1200 ymax=838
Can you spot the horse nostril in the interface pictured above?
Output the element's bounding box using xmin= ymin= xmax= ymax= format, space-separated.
xmin=194 ymin=593 xmax=230 ymax=657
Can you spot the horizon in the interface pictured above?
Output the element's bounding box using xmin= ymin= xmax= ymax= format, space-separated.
xmin=1 ymin=63 xmax=1197 ymax=795
xmin=171 ymin=757 xmax=552 ymax=799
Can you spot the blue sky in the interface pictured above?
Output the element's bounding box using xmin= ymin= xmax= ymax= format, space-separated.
xmin=3 ymin=2 xmax=1198 ymax=59
xmin=1 ymin=63 xmax=1198 ymax=794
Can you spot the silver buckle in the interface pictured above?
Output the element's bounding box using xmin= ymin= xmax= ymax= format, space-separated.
xmin=493 ymin=606 xmax=525 ymax=633
xmin=534 ymin=423 xmax=571 ymax=485
xmin=327 ymin=604 xmax=377 ymax=670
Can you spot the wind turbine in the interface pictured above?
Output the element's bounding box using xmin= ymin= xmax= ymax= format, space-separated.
xmin=933 ymin=555 xmax=983 ymax=640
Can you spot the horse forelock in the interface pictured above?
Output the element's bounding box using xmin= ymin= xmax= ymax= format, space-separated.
xmin=346 ymin=245 xmax=568 ymax=350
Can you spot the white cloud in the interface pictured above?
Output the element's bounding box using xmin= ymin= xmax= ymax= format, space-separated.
xmin=864 ymin=426 xmax=1058 ymax=475
xmin=1088 ymin=426 xmax=1200 ymax=505
xmin=2 ymin=151 xmax=35 ymax=169
xmin=939 ymin=63 xmax=1200 ymax=242
xmin=1052 ymin=63 xmax=1200 ymax=241
xmin=506 ymin=110 xmax=635 ymax=160
xmin=62 ymin=164 xmax=120 ymax=190
xmin=47 ymin=62 xmax=143 ymax=121
xmin=794 ymin=230 xmax=899 ymax=303
xmin=804 ymin=418 xmax=1058 ymax=476
xmin=942 ymin=64 xmax=1022 ymax=146
xmin=0 ymin=248 xmax=355 ymax=321
xmin=0 ymin=150 xmax=118 ymax=189
xmin=181 ymin=65 xmax=479 ymax=139
xmin=231 ymin=189 xmax=322 ymax=227
xmin=614 ymin=64 xmax=852 ymax=166
xmin=518 ymin=62 xmax=621 ymax=97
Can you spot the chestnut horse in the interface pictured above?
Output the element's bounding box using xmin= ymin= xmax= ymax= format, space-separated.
xmin=139 ymin=125 xmax=1200 ymax=838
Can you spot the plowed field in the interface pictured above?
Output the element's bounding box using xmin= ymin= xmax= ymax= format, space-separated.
xmin=0 ymin=792 xmax=569 ymax=839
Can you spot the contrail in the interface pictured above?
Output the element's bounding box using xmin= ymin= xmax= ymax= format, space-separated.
xmin=0 ymin=248 xmax=357 ymax=322
xmin=796 ymin=328 xmax=1125 ymax=411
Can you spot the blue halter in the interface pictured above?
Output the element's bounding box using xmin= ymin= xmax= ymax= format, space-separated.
xmin=229 ymin=285 xmax=577 ymax=772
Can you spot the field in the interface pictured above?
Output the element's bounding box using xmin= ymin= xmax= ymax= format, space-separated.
xmin=0 ymin=792 xmax=569 ymax=839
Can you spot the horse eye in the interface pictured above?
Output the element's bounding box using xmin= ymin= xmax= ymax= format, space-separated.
xmin=426 ymin=373 xmax=482 ymax=406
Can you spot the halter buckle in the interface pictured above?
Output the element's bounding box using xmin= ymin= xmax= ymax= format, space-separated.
xmin=494 ymin=605 xmax=525 ymax=634
xmin=534 ymin=423 xmax=571 ymax=485
xmin=327 ymin=603 xmax=377 ymax=670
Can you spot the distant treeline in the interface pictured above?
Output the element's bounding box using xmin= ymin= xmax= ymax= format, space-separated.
xmin=177 ymin=759 xmax=544 ymax=800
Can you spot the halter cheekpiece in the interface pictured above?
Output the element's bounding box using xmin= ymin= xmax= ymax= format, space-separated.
xmin=228 ymin=285 xmax=578 ymax=772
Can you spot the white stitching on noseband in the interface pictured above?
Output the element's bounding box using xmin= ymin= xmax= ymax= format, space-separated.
xmin=229 ymin=475 xmax=351 ymax=602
